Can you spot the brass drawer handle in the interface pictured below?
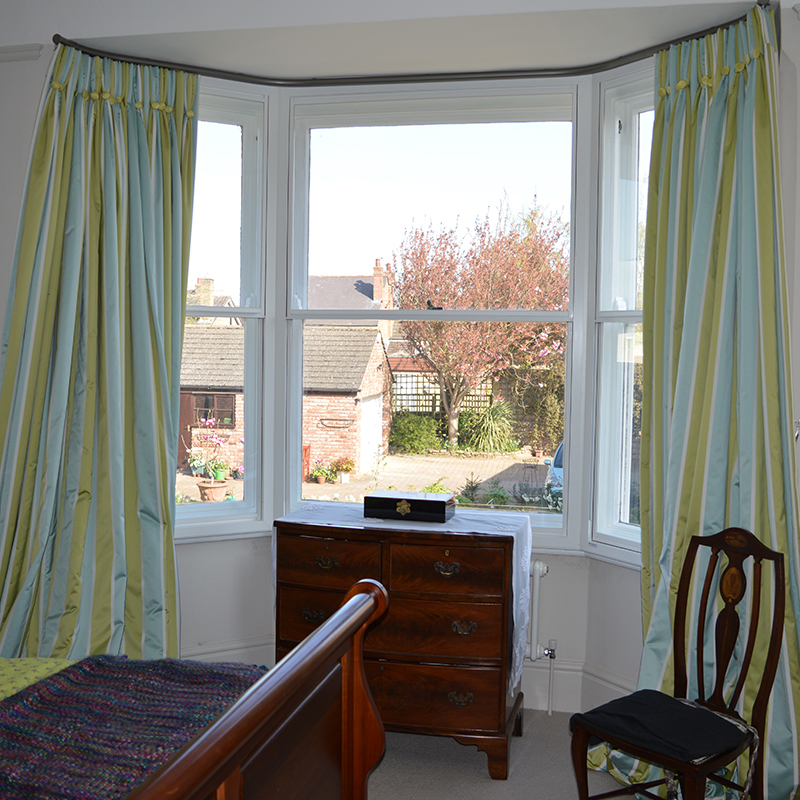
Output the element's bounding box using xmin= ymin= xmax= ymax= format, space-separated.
xmin=315 ymin=555 xmax=339 ymax=570
xmin=434 ymin=561 xmax=460 ymax=577
xmin=448 ymin=691 xmax=474 ymax=707
xmin=301 ymin=608 xmax=326 ymax=622
xmin=451 ymin=620 xmax=478 ymax=636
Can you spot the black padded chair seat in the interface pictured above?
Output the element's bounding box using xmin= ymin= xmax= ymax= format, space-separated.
xmin=570 ymin=689 xmax=749 ymax=765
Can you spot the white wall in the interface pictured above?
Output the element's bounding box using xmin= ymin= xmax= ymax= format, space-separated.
xmin=0 ymin=49 xmax=49 ymax=313
xmin=176 ymin=537 xmax=274 ymax=664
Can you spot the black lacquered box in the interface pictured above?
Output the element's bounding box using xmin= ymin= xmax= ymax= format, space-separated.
xmin=364 ymin=490 xmax=456 ymax=523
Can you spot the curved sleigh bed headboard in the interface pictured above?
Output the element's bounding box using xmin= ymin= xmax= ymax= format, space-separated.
xmin=128 ymin=578 xmax=389 ymax=800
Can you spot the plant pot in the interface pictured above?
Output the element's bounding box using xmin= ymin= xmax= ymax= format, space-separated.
xmin=315 ymin=475 xmax=326 ymax=484
xmin=338 ymin=472 xmax=350 ymax=483
xmin=197 ymin=479 xmax=228 ymax=502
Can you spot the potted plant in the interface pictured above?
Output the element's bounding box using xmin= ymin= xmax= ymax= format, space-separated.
xmin=188 ymin=417 xmax=233 ymax=500
xmin=332 ymin=457 xmax=355 ymax=483
xmin=187 ymin=451 xmax=207 ymax=476
xmin=206 ymin=457 xmax=228 ymax=482
xmin=309 ymin=460 xmax=332 ymax=484
xmin=196 ymin=479 xmax=229 ymax=502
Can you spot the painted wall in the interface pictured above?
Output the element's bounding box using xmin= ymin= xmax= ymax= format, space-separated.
xmin=0 ymin=49 xmax=49 ymax=313
xmin=0 ymin=0 xmax=797 ymax=713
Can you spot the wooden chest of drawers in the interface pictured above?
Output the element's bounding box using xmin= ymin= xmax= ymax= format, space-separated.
xmin=274 ymin=515 xmax=524 ymax=779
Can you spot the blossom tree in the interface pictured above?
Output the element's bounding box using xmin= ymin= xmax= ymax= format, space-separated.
xmin=393 ymin=204 xmax=569 ymax=446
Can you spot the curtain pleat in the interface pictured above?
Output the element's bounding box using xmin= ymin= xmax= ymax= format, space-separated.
xmin=0 ymin=45 xmax=198 ymax=659
xmin=609 ymin=6 xmax=800 ymax=798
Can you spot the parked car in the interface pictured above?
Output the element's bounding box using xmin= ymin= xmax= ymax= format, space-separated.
xmin=543 ymin=442 xmax=563 ymax=509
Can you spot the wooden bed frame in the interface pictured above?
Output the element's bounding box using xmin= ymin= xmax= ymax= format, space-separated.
xmin=127 ymin=579 xmax=388 ymax=800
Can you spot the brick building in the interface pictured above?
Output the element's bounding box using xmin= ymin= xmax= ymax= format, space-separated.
xmin=179 ymin=324 xmax=245 ymax=475
xmin=302 ymin=259 xmax=394 ymax=477
xmin=302 ymin=325 xmax=392 ymax=477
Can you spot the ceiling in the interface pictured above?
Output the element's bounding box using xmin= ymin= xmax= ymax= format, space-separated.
xmin=71 ymin=2 xmax=759 ymax=83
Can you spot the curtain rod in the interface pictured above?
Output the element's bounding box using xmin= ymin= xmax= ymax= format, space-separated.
xmin=52 ymin=6 xmax=766 ymax=88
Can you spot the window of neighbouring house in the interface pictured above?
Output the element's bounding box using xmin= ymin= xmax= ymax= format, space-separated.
xmin=191 ymin=394 xmax=236 ymax=427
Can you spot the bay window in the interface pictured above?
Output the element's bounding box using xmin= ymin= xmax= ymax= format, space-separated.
xmin=176 ymin=63 xmax=654 ymax=558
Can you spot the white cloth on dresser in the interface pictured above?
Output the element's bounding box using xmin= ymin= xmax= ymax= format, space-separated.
xmin=275 ymin=503 xmax=532 ymax=689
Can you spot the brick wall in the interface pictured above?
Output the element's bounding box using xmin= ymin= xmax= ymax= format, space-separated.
xmin=303 ymin=393 xmax=360 ymax=475
xmin=187 ymin=393 xmax=245 ymax=475
xmin=302 ymin=335 xmax=392 ymax=477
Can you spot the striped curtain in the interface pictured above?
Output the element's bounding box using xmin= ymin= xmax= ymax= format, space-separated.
xmin=0 ymin=45 xmax=198 ymax=659
xmin=627 ymin=6 xmax=800 ymax=798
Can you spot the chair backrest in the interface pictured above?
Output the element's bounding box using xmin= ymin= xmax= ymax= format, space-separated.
xmin=672 ymin=527 xmax=785 ymax=734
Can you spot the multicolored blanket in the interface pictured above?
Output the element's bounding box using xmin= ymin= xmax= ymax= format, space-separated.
xmin=0 ymin=655 xmax=266 ymax=799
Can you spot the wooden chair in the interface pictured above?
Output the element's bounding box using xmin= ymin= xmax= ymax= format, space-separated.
xmin=570 ymin=527 xmax=785 ymax=800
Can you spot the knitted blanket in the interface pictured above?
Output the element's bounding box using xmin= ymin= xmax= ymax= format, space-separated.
xmin=0 ymin=654 xmax=266 ymax=799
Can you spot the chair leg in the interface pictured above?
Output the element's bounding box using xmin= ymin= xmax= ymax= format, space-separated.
xmin=570 ymin=726 xmax=592 ymax=800
xmin=752 ymin=751 xmax=764 ymax=800
xmin=678 ymin=773 xmax=705 ymax=800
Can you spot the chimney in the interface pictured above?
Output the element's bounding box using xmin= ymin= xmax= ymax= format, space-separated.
xmin=374 ymin=259 xmax=395 ymax=343
xmin=374 ymin=259 xmax=394 ymax=312
xmin=190 ymin=277 xmax=214 ymax=306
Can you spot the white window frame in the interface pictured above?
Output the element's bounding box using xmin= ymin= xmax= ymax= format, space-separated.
xmin=589 ymin=64 xmax=654 ymax=560
xmin=285 ymin=79 xmax=589 ymax=553
xmin=174 ymin=81 xmax=272 ymax=542
xmin=173 ymin=64 xmax=655 ymax=564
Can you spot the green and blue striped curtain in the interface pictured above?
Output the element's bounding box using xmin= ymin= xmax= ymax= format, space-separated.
xmin=0 ymin=45 xmax=198 ymax=659
xmin=602 ymin=6 xmax=800 ymax=798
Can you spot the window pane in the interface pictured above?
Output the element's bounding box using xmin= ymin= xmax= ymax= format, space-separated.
xmin=598 ymin=76 xmax=652 ymax=313
xmin=637 ymin=109 xmax=654 ymax=311
xmin=187 ymin=120 xmax=242 ymax=308
xmin=176 ymin=320 xmax=249 ymax=504
xmin=306 ymin=122 xmax=571 ymax=312
xmin=301 ymin=320 xmax=566 ymax=524
xmin=595 ymin=322 xmax=642 ymax=538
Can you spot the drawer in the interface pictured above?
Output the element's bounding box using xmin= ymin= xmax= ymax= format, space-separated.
xmin=277 ymin=534 xmax=381 ymax=589
xmin=366 ymin=597 xmax=503 ymax=660
xmin=278 ymin=586 xmax=346 ymax=643
xmin=389 ymin=543 xmax=505 ymax=596
xmin=280 ymin=587 xmax=502 ymax=661
xmin=365 ymin=660 xmax=502 ymax=732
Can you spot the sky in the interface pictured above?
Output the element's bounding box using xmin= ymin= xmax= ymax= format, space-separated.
xmin=188 ymin=119 xmax=573 ymax=298
xmin=188 ymin=121 xmax=243 ymax=300
xmin=308 ymin=122 xmax=572 ymax=278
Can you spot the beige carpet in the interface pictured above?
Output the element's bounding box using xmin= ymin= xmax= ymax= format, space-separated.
xmin=368 ymin=710 xmax=620 ymax=800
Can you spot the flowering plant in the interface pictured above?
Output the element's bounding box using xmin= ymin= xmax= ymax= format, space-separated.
xmin=331 ymin=457 xmax=355 ymax=474
xmin=309 ymin=460 xmax=334 ymax=481
xmin=187 ymin=451 xmax=207 ymax=474
xmin=196 ymin=417 xmax=229 ymax=478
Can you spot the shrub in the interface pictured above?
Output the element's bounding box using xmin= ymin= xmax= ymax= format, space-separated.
xmin=459 ymin=472 xmax=482 ymax=501
xmin=389 ymin=412 xmax=440 ymax=454
xmin=480 ymin=478 xmax=511 ymax=506
xmin=463 ymin=400 xmax=517 ymax=453
xmin=422 ymin=477 xmax=451 ymax=494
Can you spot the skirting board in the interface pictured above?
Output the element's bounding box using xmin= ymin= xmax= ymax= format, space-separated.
xmin=181 ymin=637 xmax=637 ymax=715
xmin=180 ymin=635 xmax=274 ymax=667
xmin=521 ymin=657 xmax=637 ymax=713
